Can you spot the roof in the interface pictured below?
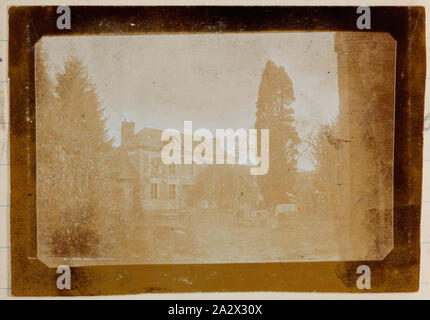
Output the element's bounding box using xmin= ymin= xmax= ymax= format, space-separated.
xmin=134 ymin=127 xmax=212 ymax=152
xmin=131 ymin=127 xmax=246 ymax=163
xmin=135 ymin=127 xmax=165 ymax=151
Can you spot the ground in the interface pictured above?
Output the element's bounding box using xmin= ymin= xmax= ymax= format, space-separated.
xmin=117 ymin=209 xmax=340 ymax=264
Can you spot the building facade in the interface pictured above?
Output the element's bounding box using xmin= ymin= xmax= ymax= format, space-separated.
xmin=120 ymin=120 xmax=197 ymax=211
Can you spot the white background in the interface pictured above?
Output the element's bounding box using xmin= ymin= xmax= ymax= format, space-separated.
xmin=0 ymin=0 xmax=428 ymax=299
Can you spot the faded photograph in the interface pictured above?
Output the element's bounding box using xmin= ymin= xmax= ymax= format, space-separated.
xmin=35 ymin=32 xmax=395 ymax=266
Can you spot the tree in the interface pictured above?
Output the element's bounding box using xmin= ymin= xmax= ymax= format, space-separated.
xmin=186 ymin=165 xmax=257 ymax=210
xmin=36 ymin=44 xmax=66 ymax=258
xmin=36 ymin=49 xmax=118 ymax=257
xmin=254 ymin=60 xmax=300 ymax=208
xmin=310 ymin=123 xmax=339 ymax=215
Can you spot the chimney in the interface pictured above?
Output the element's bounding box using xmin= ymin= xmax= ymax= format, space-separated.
xmin=121 ymin=120 xmax=135 ymax=146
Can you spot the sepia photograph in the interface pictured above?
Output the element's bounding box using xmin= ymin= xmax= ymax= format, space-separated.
xmin=35 ymin=32 xmax=395 ymax=266
xmin=8 ymin=5 xmax=425 ymax=295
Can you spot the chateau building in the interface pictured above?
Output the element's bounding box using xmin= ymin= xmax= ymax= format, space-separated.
xmin=120 ymin=120 xmax=197 ymax=210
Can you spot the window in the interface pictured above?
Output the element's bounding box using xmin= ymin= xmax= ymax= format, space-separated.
xmin=151 ymin=183 xmax=158 ymax=199
xmin=169 ymin=185 xmax=176 ymax=200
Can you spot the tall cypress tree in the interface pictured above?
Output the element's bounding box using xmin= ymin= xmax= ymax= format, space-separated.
xmin=255 ymin=60 xmax=300 ymax=208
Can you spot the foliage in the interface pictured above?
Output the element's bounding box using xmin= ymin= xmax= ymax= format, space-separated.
xmin=36 ymin=48 xmax=122 ymax=257
xmin=186 ymin=165 xmax=257 ymax=210
xmin=309 ymin=122 xmax=341 ymax=215
xmin=254 ymin=60 xmax=300 ymax=208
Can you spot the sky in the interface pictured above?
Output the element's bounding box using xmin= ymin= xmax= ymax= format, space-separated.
xmin=38 ymin=32 xmax=339 ymax=171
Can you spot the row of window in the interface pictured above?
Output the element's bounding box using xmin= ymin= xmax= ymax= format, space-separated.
xmin=169 ymin=163 xmax=193 ymax=176
xmin=150 ymin=183 xmax=176 ymax=200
